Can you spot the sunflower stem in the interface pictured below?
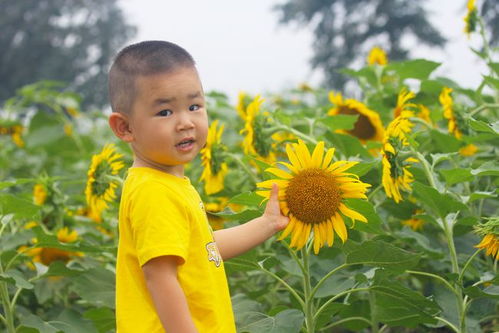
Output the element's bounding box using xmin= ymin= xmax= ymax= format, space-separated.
xmin=225 ymin=153 xmax=259 ymax=184
xmin=300 ymin=247 xmax=315 ymax=333
xmin=458 ymin=249 xmax=481 ymax=284
xmin=441 ymin=213 xmax=466 ymax=333
xmin=310 ymin=263 xmax=349 ymax=299
xmin=414 ymin=151 xmax=438 ymax=189
xmin=0 ymin=257 xmax=16 ymax=333
xmin=275 ymin=125 xmax=318 ymax=145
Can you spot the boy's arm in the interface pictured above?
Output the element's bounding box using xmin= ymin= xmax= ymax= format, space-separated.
xmin=214 ymin=184 xmax=289 ymax=260
xmin=142 ymin=256 xmax=199 ymax=333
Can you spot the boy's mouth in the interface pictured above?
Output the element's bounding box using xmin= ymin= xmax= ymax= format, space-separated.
xmin=176 ymin=137 xmax=195 ymax=150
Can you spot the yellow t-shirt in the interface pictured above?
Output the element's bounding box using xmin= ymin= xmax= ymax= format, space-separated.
xmin=116 ymin=167 xmax=236 ymax=333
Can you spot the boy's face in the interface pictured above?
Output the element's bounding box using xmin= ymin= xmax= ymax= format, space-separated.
xmin=127 ymin=66 xmax=208 ymax=175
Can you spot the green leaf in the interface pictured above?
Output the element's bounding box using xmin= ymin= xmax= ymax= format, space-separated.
xmin=468 ymin=118 xmax=499 ymax=136
xmin=439 ymin=168 xmax=473 ymax=185
xmin=0 ymin=178 xmax=34 ymax=190
xmin=18 ymin=314 xmax=59 ymax=333
xmin=84 ymin=307 xmax=116 ymax=333
xmin=348 ymin=161 xmax=377 ymax=177
xmin=343 ymin=199 xmax=383 ymax=234
xmin=0 ymin=269 xmax=33 ymax=289
xmin=211 ymin=208 xmax=262 ymax=222
xmin=52 ymin=309 xmax=98 ymax=333
xmin=471 ymin=161 xmax=499 ymax=176
xmin=325 ymin=132 xmax=371 ymax=158
xmin=71 ymin=267 xmax=115 ymax=308
xmin=429 ymin=129 xmax=462 ymax=153
xmin=40 ymin=261 xmax=82 ymax=278
xmin=0 ymin=193 xmax=39 ymax=219
xmin=412 ymin=182 xmax=468 ymax=218
xmin=468 ymin=191 xmax=497 ymax=202
xmin=229 ymin=191 xmax=265 ymax=207
xmin=482 ymin=75 xmax=499 ymax=90
xmin=372 ymin=279 xmax=440 ymax=327
xmin=387 ymin=59 xmax=440 ymax=80
xmin=319 ymin=114 xmax=358 ymax=131
xmin=237 ymin=309 xmax=304 ymax=333
xmin=464 ymin=285 xmax=499 ymax=300
xmin=346 ymin=240 xmax=420 ymax=271
xmin=489 ymin=62 xmax=499 ymax=76
xmin=341 ymin=67 xmax=378 ymax=87
xmin=314 ymin=273 xmax=355 ymax=298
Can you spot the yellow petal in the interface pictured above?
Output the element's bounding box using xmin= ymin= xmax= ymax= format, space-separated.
xmin=322 ymin=148 xmax=335 ymax=169
xmin=311 ymin=141 xmax=325 ymax=168
xmin=266 ymin=167 xmax=293 ymax=179
xmin=332 ymin=213 xmax=348 ymax=243
xmin=339 ymin=203 xmax=367 ymax=223
xmin=278 ymin=217 xmax=296 ymax=241
xmin=286 ymin=144 xmax=303 ymax=169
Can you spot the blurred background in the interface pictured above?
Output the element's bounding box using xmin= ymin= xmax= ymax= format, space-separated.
xmin=1 ymin=0 xmax=498 ymax=108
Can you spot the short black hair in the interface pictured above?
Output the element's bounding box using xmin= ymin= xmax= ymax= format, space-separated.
xmin=108 ymin=40 xmax=195 ymax=114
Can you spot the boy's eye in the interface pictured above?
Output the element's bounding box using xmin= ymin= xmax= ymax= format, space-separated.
xmin=157 ymin=109 xmax=172 ymax=117
xmin=189 ymin=104 xmax=200 ymax=111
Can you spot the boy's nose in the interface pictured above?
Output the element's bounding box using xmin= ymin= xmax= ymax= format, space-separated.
xmin=176 ymin=113 xmax=195 ymax=131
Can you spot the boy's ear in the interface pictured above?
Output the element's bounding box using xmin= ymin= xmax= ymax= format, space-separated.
xmin=109 ymin=112 xmax=134 ymax=142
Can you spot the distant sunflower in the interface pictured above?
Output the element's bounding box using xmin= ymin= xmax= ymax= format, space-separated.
xmin=239 ymin=95 xmax=276 ymax=164
xmin=381 ymin=143 xmax=417 ymax=203
xmin=459 ymin=143 xmax=478 ymax=156
xmin=393 ymin=88 xmax=416 ymax=118
xmin=236 ymin=91 xmax=250 ymax=119
xmin=21 ymin=227 xmax=83 ymax=267
xmin=205 ymin=200 xmax=227 ymax=231
xmin=33 ymin=184 xmax=48 ymax=205
xmin=85 ymin=144 xmax=124 ymax=218
xmin=200 ymin=120 xmax=228 ymax=195
xmin=417 ymin=104 xmax=433 ymax=126
xmin=464 ymin=0 xmax=478 ymax=38
xmin=381 ymin=112 xmax=418 ymax=203
xmin=328 ymin=92 xmax=384 ymax=143
xmin=257 ymin=140 xmax=371 ymax=254
xmin=367 ymin=46 xmax=388 ymax=66
xmin=0 ymin=122 xmax=24 ymax=147
xmin=474 ymin=217 xmax=499 ymax=260
xmin=439 ymin=87 xmax=463 ymax=139
xmin=401 ymin=209 xmax=425 ymax=231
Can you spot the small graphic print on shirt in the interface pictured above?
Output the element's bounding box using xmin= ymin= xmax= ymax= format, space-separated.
xmin=206 ymin=242 xmax=221 ymax=267
xmin=199 ymin=201 xmax=205 ymax=212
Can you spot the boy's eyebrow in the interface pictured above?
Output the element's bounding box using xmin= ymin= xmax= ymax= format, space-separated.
xmin=152 ymin=92 xmax=203 ymax=106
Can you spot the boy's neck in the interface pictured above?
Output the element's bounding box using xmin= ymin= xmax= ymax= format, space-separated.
xmin=132 ymin=159 xmax=185 ymax=178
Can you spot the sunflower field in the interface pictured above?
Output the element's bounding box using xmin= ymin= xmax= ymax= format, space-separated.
xmin=1 ymin=4 xmax=498 ymax=333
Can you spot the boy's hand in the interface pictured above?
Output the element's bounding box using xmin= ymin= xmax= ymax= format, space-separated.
xmin=263 ymin=183 xmax=289 ymax=234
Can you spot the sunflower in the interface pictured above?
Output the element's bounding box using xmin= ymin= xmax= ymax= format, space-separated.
xmin=463 ymin=0 xmax=478 ymax=38
xmin=328 ymin=92 xmax=384 ymax=143
xmin=475 ymin=234 xmax=499 ymax=260
xmin=381 ymin=112 xmax=418 ymax=203
xmin=459 ymin=143 xmax=478 ymax=156
xmin=0 ymin=122 xmax=24 ymax=147
xmin=417 ymin=104 xmax=433 ymax=126
xmin=257 ymin=140 xmax=371 ymax=254
xmin=474 ymin=217 xmax=499 ymax=260
xmin=85 ymin=144 xmax=124 ymax=219
xmin=439 ymin=87 xmax=463 ymax=139
xmin=236 ymin=91 xmax=249 ymax=119
xmin=239 ymin=95 xmax=276 ymax=164
xmin=401 ymin=209 xmax=425 ymax=231
xmin=381 ymin=145 xmax=417 ymax=203
xmin=200 ymin=120 xmax=228 ymax=195
xmin=205 ymin=200 xmax=228 ymax=231
xmin=367 ymin=46 xmax=388 ymax=66
xmin=393 ymin=88 xmax=416 ymax=118
xmin=21 ymin=227 xmax=83 ymax=267
xmin=33 ymin=183 xmax=48 ymax=205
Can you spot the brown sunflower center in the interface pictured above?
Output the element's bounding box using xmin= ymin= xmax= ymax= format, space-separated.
xmin=285 ymin=168 xmax=342 ymax=224
xmin=338 ymin=106 xmax=376 ymax=140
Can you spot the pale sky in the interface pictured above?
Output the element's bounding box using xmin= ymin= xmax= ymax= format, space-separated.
xmin=119 ymin=0 xmax=488 ymax=102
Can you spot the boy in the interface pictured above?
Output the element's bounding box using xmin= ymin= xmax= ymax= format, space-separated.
xmin=108 ymin=40 xmax=289 ymax=332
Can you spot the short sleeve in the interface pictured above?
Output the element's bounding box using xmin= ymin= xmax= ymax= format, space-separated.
xmin=128 ymin=181 xmax=190 ymax=266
